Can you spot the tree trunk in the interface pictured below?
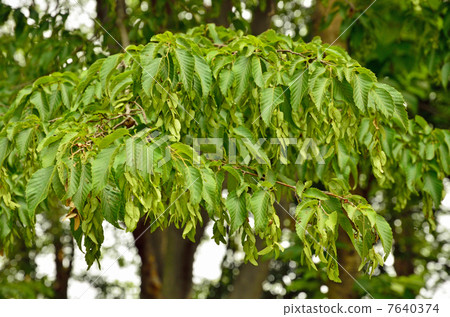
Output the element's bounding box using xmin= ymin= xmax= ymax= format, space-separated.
xmin=115 ymin=0 xmax=130 ymax=48
xmin=228 ymin=238 xmax=271 ymax=299
xmin=133 ymin=209 xmax=208 ymax=298
xmin=133 ymin=220 xmax=164 ymax=299
xmin=312 ymin=0 xmax=345 ymax=48
xmin=393 ymin=209 xmax=415 ymax=276
xmin=162 ymin=224 xmax=205 ymax=298
xmin=53 ymin=234 xmax=74 ymax=299
xmin=250 ymin=0 xmax=276 ymax=35
xmin=327 ymin=227 xmax=361 ymax=299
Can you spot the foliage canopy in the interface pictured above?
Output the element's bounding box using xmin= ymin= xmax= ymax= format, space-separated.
xmin=0 ymin=25 xmax=448 ymax=283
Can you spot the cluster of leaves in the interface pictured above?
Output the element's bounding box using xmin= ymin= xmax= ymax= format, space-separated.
xmin=335 ymin=0 xmax=450 ymax=126
xmin=0 ymin=25 xmax=447 ymax=280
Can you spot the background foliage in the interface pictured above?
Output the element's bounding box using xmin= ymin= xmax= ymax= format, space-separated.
xmin=0 ymin=0 xmax=449 ymax=299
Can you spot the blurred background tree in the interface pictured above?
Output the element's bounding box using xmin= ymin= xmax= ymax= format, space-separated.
xmin=0 ymin=0 xmax=448 ymax=299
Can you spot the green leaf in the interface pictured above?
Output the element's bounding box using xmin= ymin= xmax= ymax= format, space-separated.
xmin=225 ymin=190 xmax=247 ymax=234
xmin=175 ymin=49 xmax=195 ymax=90
xmin=72 ymin=164 xmax=92 ymax=211
xmin=232 ymin=56 xmax=252 ymax=102
xmin=303 ymin=188 xmax=329 ymax=200
xmin=249 ymin=189 xmax=270 ymax=233
xmin=441 ymin=62 xmax=450 ymax=88
xmin=26 ymin=166 xmax=55 ymax=213
xmin=186 ymin=166 xmax=203 ymax=205
xmin=219 ymin=69 xmax=234 ymax=96
xmin=92 ymin=146 xmax=118 ymax=195
xmin=290 ymin=69 xmax=309 ymax=109
xmin=201 ymin=168 xmax=218 ymax=213
xmin=15 ymin=128 xmax=33 ymax=156
xmin=125 ymin=200 xmax=140 ymax=232
xmin=0 ymin=137 xmax=9 ymax=165
xmin=310 ymin=76 xmax=329 ymax=111
xmin=100 ymin=54 xmax=121 ymax=90
xmin=141 ymin=57 xmax=162 ymax=95
xmin=368 ymin=86 xmax=394 ymax=118
xmin=352 ymin=73 xmax=373 ymax=113
xmin=93 ymin=128 xmax=129 ymax=149
xmin=101 ymin=185 xmax=122 ymax=228
xmin=295 ymin=200 xmax=316 ymax=239
xmin=423 ymin=170 xmax=443 ymax=208
xmin=375 ymin=214 xmax=393 ymax=259
xmin=251 ymin=56 xmax=264 ymax=88
xmin=194 ymin=55 xmax=212 ymax=97
xmin=260 ymin=87 xmax=283 ymax=125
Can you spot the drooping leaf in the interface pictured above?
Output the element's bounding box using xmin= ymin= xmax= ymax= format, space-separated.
xmin=260 ymin=87 xmax=284 ymax=125
xmin=423 ymin=170 xmax=443 ymax=208
xmin=375 ymin=214 xmax=393 ymax=260
xmin=249 ymin=189 xmax=270 ymax=233
xmin=225 ymin=190 xmax=247 ymax=234
xmin=194 ymin=55 xmax=212 ymax=97
xmin=175 ymin=48 xmax=195 ymax=90
xmin=26 ymin=166 xmax=55 ymax=213
xmin=352 ymin=72 xmax=373 ymax=113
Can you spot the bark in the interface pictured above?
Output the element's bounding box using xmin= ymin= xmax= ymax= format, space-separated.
xmin=327 ymin=227 xmax=361 ymax=299
xmin=312 ymin=0 xmax=346 ymax=48
xmin=211 ymin=0 xmax=233 ymax=27
xmin=115 ymin=0 xmax=130 ymax=48
xmin=133 ymin=208 xmax=208 ymax=298
xmin=227 ymin=238 xmax=271 ymax=299
xmin=161 ymin=223 xmax=205 ymax=298
xmin=393 ymin=210 xmax=415 ymax=276
xmin=250 ymin=0 xmax=276 ymax=35
xmin=53 ymin=234 xmax=74 ymax=299
xmin=133 ymin=220 xmax=164 ymax=299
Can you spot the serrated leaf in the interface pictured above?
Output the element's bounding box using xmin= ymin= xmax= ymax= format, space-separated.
xmin=225 ymin=190 xmax=247 ymax=234
xmin=101 ymin=185 xmax=122 ymax=228
xmin=251 ymin=56 xmax=264 ymax=88
xmin=352 ymin=72 xmax=373 ymax=113
xmin=310 ymin=76 xmax=329 ymax=111
xmin=186 ymin=166 xmax=202 ymax=205
xmin=194 ymin=55 xmax=212 ymax=97
xmin=93 ymin=128 xmax=129 ymax=149
xmin=290 ymin=69 xmax=309 ymax=109
xmin=295 ymin=201 xmax=316 ymax=239
xmin=375 ymin=214 xmax=393 ymax=259
xmin=26 ymin=166 xmax=55 ymax=213
xmin=72 ymin=164 xmax=92 ymax=211
xmin=249 ymin=189 xmax=270 ymax=233
xmin=303 ymin=187 xmax=329 ymax=200
xmin=100 ymin=54 xmax=121 ymax=90
xmin=232 ymin=56 xmax=252 ymax=102
xmin=260 ymin=87 xmax=283 ymax=125
xmin=219 ymin=69 xmax=234 ymax=96
xmin=201 ymin=168 xmax=218 ymax=213
xmin=423 ymin=170 xmax=443 ymax=208
xmin=141 ymin=57 xmax=162 ymax=95
xmin=175 ymin=49 xmax=195 ymax=90
xmin=368 ymin=86 xmax=394 ymax=118
xmin=92 ymin=146 xmax=118 ymax=195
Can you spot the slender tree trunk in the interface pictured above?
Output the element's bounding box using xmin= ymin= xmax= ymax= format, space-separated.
xmin=312 ymin=0 xmax=345 ymax=47
xmin=53 ymin=235 xmax=74 ymax=299
xmin=393 ymin=209 xmax=415 ymax=276
xmin=115 ymin=0 xmax=130 ymax=48
xmin=211 ymin=0 xmax=233 ymax=27
xmin=250 ymin=0 xmax=276 ymax=35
